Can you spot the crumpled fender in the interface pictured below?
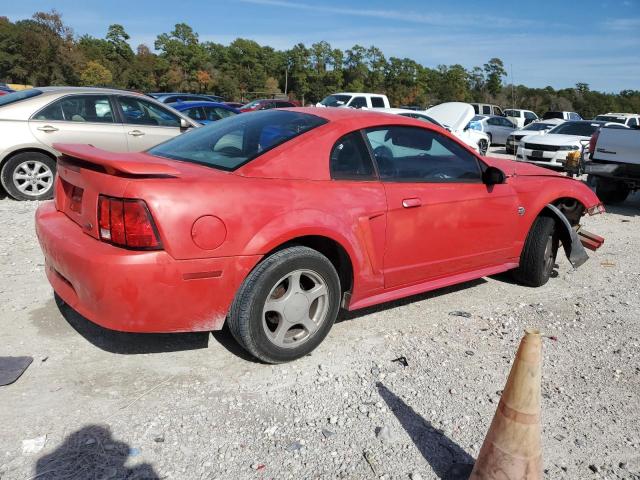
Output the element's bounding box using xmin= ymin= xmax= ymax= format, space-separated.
xmin=543 ymin=204 xmax=589 ymax=268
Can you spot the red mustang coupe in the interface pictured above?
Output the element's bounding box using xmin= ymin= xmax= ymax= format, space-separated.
xmin=36 ymin=108 xmax=604 ymax=363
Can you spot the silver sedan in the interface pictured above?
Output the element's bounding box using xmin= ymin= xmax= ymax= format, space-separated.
xmin=0 ymin=87 xmax=199 ymax=201
xmin=468 ymin=114 xmax=517 ymax=145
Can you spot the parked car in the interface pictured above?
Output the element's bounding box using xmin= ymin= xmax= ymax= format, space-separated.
xmin=148 ymin=92 xmax=224 ymax=104
xmin=35 ymin=108 xmax=603 ymax=363
xmin=317 ymin=93 xmax=390 ymax=109
xmin=542 ymin=111 xmax=582 ymax=121
xmin=470 ymin=103 xmax=504 ymax=116
xmin=593 ymin=113 xmax=640 ymax=128
xmin=169 ymin=101 xmax=239 ymax=125
xmin=515 ymin=120 xmax=624 ymax=171
xmin=505 ymin=119 xmax=565 ymax=154
xmin=378 ymin=105 xmax=490 ymax=155
xmin=504 ymin=109 xmax=539 ymax=128
xmin=224 ymin=102 xmax=245 ymax=109
xmin=468 ymin=115 xmax=517 ymax=145
xmin=0 ymin=87 xmax=199 ymax=201
xmin=0 ymin=85 xmax=14 ymax=96
xmin=585 ymin=124 xmax=640 ymax=203
xmin=239 ymin=99 xmax=299 ymax=112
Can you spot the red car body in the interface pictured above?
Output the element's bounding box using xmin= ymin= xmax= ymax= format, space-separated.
xmin=36 ymin=108 xmax=603 ymax=335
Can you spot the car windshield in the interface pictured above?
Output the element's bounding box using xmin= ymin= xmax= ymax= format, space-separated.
xmin=0 ymin=88 xmax=42 ymax=107
xmin=548 ymin=121 xmax=601 ymax=136
xmin=319 ymin=94 xmax=352 ymax=107
xmin=148 ymin=110 xmax=327 ymax=171
xmin=542 ymin=111 xmax=564 ymax=120
xmin=594 ymin=115 xmax=626 ymax=124
xmin=523 ymin=122 xmax=554 ymax=131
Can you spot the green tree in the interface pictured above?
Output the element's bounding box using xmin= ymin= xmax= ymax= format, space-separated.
xmin=80 ymin=60 xmax=113 ymax=86
xmin=483 ymin=58 xmax=507 ymax=97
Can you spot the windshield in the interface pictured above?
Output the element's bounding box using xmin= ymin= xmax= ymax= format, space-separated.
xmin=0 ymin=89 xmax=42 ymax=107
xmin=542 ymin=111 xmax=564 ymax=120
xmin=594 ymin=115 xmax=625 ymax=124
xmin=523 ymin=122 xmax=554 ymax=131
xmin=148 ymin=110 xmax=327 ymax=171
xmin=548 ymin=121 xmax=602 ymax=136
xmin=319 ymin=94 xmax=352 ymax=107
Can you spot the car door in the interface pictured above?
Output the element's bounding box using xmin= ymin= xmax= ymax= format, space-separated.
xmin=364 ymin=126 xmax=518 ymax=288
xmin=115 ymin=95 xmax=186 ymax=151
xmin=29 ymin=94 xmax=128 ymax=152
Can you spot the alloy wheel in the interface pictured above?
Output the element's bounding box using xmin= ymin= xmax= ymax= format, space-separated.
xmin=12 ymin=160 xmax=54 ymax=197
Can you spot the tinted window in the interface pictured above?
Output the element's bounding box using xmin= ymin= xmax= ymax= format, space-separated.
xmin=330 ymin=132 xmax=375 ymax=180
xmin=118 ymin=96 xmax=180 ymax=127
xmin=364 ymin=126 xmax=481 ymax=182
xmin=501 ymin=118 xmax=515 ymax=128
xmin=543 ymin=111 xmax=563 ymax=120
xmin=34 ymin=95 xmax=115 ymax=123
xmin=0 ymin=88 xmax=42 ymax=107
xmin=472 ymin=104 xmax=479 ymax=114
xmin=350 ymin=97 xmax=367 ymax=109
xmin=148 ymin=110 xmax=327 ymax=171
xmin=482 ymin=105 xmax=491 ymax=114
xmin=207 ymin=107 xmax=236 ymax=120
xmin=494 ymin=107 xmax=504 ymax=116
xmin=629 ymin=118 xmax=638 ymax=127
xmin=371 ymin=96 xmax=385 ymax=108
xmin=276 ymin=101 xmax=294 ymax=108
xmin=548 ymin=121 xmax=602 ymax=136
xmin=487 ymin=117 xmax=501 ymax=126
xmin=524 ymin=112 xmax=537 ymax=120
xmin=319 ymin=94 xmax=351 ymax=107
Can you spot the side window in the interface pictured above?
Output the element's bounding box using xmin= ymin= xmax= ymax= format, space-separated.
xmin=364 ymin=126 xmax=481 ymax=182
xmin=472 ymin=104 xmax=479 ymax=114
xmin=371 ymin=97 xmax=385 ymax=108
xmin=482 ymin=105 xmax=491 ymax=115
xmin=214 ymin=107 xmax=236 ymax=119
xmin=276 ymin=101 xmax=294 ymax=108
xmin=117 ymin=96 xmax=181 ymax=127
xmin=487 ymin=117 xmax=500 ymax=126
xmin=33 ymin=95 xmax=115 ymax=123
xmin=263 ymin=101 xmax=276 ymax=110
xmin=330 ymin=131 xmax=376 ymax=180
xmin=494 ymin=107 xmax=504 ymax=116
xmin=524 ymin=111 xmax=536 ymax=120
xmin=203 ymin=107 xmax=222 ymax=121
xmin=501 ymin=118 xmax=515 ymax=128
xmin=350 ymin=97 xmax=367 ymax=109
xmin=628 ymin=118 xmax=638 ymax=127
xmin=183 ymin=107 xmax=205 ymax=121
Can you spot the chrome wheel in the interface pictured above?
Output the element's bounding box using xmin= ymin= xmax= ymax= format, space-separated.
xmin=12 ymin=160 xmax=54 ymax=197
xmin=262 ymin=269 xmax=330 ymax=349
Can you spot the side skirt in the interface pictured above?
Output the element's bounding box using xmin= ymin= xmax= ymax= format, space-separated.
xmin=347 ymin=262 xmax=519 ymax=311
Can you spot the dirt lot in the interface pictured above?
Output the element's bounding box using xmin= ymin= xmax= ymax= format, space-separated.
xmin=1 ymin=147 xmax=639 ymax=480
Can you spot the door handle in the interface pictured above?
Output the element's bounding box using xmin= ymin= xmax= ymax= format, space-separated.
xmin=128 ymin=130 xmax=145 ymax=137
xmin=402 ymin=198 xmax=422 ymax=208
xmin=37 ymin=125 xmax=59 ymax=133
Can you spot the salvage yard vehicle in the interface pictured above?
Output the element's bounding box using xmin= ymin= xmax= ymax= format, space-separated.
xmin=505 ymin=119 xmax=564 ymax=154
xmin=148 ymin=92 xmax=224 ymax=103
xmin=380 ymin=103 xmax=491 ymax=155
xmin=504 ymin=108 xmax=539 ymax=128
xmin=239 ymin=98 xmax=299 ymax=112
xmin=593 ymin=113 xmax=640 ymax=128
xmin=317 ymin=93 xmax=390 ymax=109
xmin=169 ymin=101 xmax=239 ymax=125
xmin=0 ymin=87 xmax=199 ymax=201
xmin=516 ymin=120 xmax=625 ymax=171
xmin=468 ymin=114 xmax=517 ymax=145
xmin=35 ymin=108 xmax=604 ymax=363
xmin=585 ymin=124 xmax=640 ymax=203
xmin=470 ymin=103 xmax=504 ymax=116
xmin=542 ymin=111 xmax=582 ymax=121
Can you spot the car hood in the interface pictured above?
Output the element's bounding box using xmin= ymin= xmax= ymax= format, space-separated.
xmin=424 ymin=102 xmax=474 ymax=132
xmin=522 ymin=133 xmax=588 ymax=145
xmin=484 ymin=157 xmax=565 ymax=178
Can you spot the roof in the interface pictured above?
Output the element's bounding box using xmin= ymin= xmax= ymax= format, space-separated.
xmin=168 ymin=100 xmax=235 ymax=110
xmin=35 ymin=86 xmax=144 ymax=96
xmin=329 ymin=92 xmax=387 ymax=96
xmin=598 ymin=112 xmax=639 ymax=118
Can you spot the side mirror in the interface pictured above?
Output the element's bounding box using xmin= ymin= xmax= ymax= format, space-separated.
xmin=482 ymin=166 xmax=506 ymax=185
xmin=180 ymin=118 xmax=192 ymax=130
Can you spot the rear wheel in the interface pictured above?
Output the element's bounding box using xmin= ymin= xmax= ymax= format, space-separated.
xmin=595 ymin=178 xmax=629 ymax=204
xmin=1 ymin=152 xmax=56 ymax=201
xmin=513 ymin=215 xmax=559 ymax=287
xmin=228 ymin=246 xmax=341 ymax=363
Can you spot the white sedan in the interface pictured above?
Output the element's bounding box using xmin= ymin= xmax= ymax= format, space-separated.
xmin=379 ymin=104 xmax=490 ymax=155
xmin=505 ymin=118 xmax=564 ymax=154
xmin=515 ymin=120 xmax=624 ymax=170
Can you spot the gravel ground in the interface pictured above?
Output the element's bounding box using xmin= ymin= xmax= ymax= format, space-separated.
xmin=0 ymin=147 xmax=639 ymax=480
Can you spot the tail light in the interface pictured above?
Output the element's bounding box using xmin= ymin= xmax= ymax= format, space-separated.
xmin=588 ymin=129 xmax=600 ymax=159
xmin=98 ymin=195 xmax=162 ymax=250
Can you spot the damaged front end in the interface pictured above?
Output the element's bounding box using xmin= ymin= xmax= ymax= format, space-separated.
xmin=544 ymin=203 xmax=605 ymax=268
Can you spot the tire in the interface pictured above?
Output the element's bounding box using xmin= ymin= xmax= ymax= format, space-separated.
xmin=1 ymin=152 xmax=56 ymax=201
xmin=512 ymin=215 xmax=559 ymax=287
xmin=478 ymin=139 xmax=488 ymax=156
xmin=595 ymin=179 xmax=629 ymax=204
xmin=228 ymin=246 xmax=341 ymax=363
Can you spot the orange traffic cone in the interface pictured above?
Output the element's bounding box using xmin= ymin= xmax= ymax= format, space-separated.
xmin=470 ymin=328 xmax=543 ymax=480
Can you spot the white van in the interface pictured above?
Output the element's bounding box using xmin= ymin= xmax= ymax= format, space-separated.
xmin=504 ymin=109 xmax=539 ymax=128
xmin=470 ymin=103 xmax=504 ymax=116
xmin=317 ymin=93 xmax=390 ymax=109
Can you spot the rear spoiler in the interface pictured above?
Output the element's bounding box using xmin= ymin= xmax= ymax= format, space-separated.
xmin=54 ymin=143 xmax=181 ymax=177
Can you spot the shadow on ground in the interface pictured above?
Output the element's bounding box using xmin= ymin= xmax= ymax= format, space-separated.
xmin=55 ymin=295 xmax=210 ymax=355
xmin=34 ymin=425 xmax=158 ymax=480
xmin=377 ymin=382 xmax=475 ymax=480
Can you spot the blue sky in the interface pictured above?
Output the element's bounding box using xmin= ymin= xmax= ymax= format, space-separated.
xmin=6 ymin=0 xmax=640 ymax=92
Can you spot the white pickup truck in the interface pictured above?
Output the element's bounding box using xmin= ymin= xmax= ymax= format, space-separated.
xmin=586 ymin=125 xmax=640 ymax=203
xmin=316 ymin=93 xmax=390 ymax=109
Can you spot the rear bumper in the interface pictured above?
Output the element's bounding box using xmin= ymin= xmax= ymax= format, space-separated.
xmin=36 ymin=201 xmax=262 ymax=333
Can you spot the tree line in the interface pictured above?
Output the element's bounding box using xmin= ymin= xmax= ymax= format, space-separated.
xmin=1 ymin=11 xmax=639 ymax=118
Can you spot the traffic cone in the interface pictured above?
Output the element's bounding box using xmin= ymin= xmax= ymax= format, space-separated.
xmin=470 ymin=328 xmax=543 ymax=480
